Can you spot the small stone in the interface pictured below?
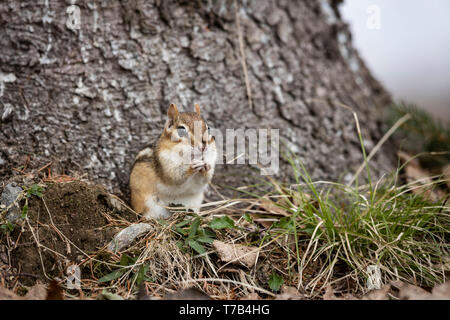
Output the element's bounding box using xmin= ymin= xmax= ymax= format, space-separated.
xmin=107 ymin=223 xmax=153 ymax=252
xmin=0 ymin=183 xmax=23 ymax=223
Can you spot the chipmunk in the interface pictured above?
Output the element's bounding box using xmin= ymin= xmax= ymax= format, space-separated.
xmin=129 ymin=103 xmax=217 ymax=219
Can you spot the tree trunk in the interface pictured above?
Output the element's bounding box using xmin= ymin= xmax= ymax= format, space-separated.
xmin=0 ymin=0 xmax=393 ymax=198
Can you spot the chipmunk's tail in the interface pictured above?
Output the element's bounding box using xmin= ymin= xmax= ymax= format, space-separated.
xmin=131 ymin=142 xmax=156 ymax=170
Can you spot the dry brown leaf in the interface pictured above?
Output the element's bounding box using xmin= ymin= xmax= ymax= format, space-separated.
xmin=393 ymin=281 xmax=432 ymax=300
xmin=290 ymin=190 xmax=311 ymax=207
xmin=323 ymin=280 xmax=450 ymax=300
xmin=212 ymin=240 xmax=258 ymax=268
xmin=323 ymin=286 xmax=359 ymax=300
xmin=275 ymin=195 xmax=292 ymax=208
xmin=323 ymin=285 xmax=336 ymax=300
xmin=240 ymin=292 xmax=260 ymax=300
xmin=399 ymin=151 xmax=445 ymax=201
xmin=430 ymin=281 xmax=450 ymax=299
xmin=259 ymin=198 xmax=289 ymax=216
xmin=275 ymin=285 xmax=304 ymax=300
xmin=0 ymin=282 xmax=51 ymax=300
xmin=323 ymin=286 xmax=368 ymax=300
xmin=393 ymin=280 xmax=450 ymax=300
xmin=24 ymin=282 xmax=48 ymax=300
xmin=362 ymin=284 xmax=391 ymax=300
xmin=0 ymin=286 xmax=21 ymax=300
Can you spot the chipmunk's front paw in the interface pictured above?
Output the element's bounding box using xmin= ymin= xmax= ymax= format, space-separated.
xmin=191 ymin=160 xmax=210 ymax=173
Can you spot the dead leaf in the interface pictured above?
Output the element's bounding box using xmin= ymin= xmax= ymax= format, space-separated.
xmin=24 ymin=282 xmax=48 ymax=300
xmin=260 ymin=197 xmax=289 ymax=216
xmin=393 ymin=281 xmax=432 ymax=300
xmin=290 ymin=190 xmax=311 ymax=207
xmin=212 ymin=240 xmax=258 ymax=268
xmin=399 ymin=151 xmax=445 ymax=201
xmin=393 ymin=280 xmax=450 ymax=300
xmin=240 ymin=292 xmax=260 ymax=300
xmin=323 ymin=285 xmax=336 ymax=300
xmin=0 ymin=286 xmax=21 ymax=300
xmin=0 ymin=282 xmax=49 ymax=300
xmin=430 ymin=281 xmax=450 ymax=299
xmin=362 ymin=284 xmax=391 ymax=300
xmin=323 ymin=280 xmax=450 ymax=300
xmin=322 ymin=286 xmax=359 ymax=300
xmin=275 ymin=285 xmax=304 ymax=300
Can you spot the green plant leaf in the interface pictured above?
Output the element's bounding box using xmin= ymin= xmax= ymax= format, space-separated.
xmin=176 ymin=227 xmax=188 ymax=236
xmin=188 ymin=240 xmax=206 ymax=254
xmin=243 ymin=213 xmax=253 ymax=223
xmin=175 ymin=219 xmax=191 ymax=228
xmin=209 ymin=216 xmax=235 ymax=229
xmin=268 ymin=272 xmax=284 ymax=291
xmin=1 ymin=221 xmax=14 ymax=233
xmin=303 ymin=226 xmax=316 ymax=235
xmin=196 ymin=236 xmax=214 ymax=244
xmin=188 ymin=217 xmax=201 ymax=239
xmin=21 ymin=203 xmax=28 ymax=218
xmin=274 ymin=217 xmax=295 ymax=231
xmin=28 ymin=184 xmax=43 ymax=198
xmin=202 ymin=228 xmax=216 ymax=238
xmin=98 ymin=269 xmax=126 ymax=283
xmin=119 ymin=254 xmax=132 ymax=266
xmin=176 ymin=241 xmax=184 ymax=249
xmin=133 ymin=264 xmax=150 ymax=286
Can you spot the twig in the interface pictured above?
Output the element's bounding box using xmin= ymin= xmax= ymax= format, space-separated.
xmin=179 ymin=278 xmax=276 ymax=297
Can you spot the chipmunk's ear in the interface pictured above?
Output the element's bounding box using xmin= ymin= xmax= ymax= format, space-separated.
xmin=194 ymin=103 xmax=201 ymax=116
xmin=168 ymin=103 xmax=179 ymax=124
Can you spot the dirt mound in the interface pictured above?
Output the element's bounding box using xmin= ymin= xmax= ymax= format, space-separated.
xmin=2 ymin=180 xmax=137 ymax=286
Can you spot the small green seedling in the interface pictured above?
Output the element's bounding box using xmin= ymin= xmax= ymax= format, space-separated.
xmin=98 ymin=253 xmax=152 ymax=287
xmin=268 ymin=271 xmax=284 ymax=292
xmin=174 ymin=215 xmax=216 ymax=255
xmin=0 ymin=221 xmax=14 ymax=234
xmin=20 ymin=184 xmax=44 ymax=219
xmin=209 ymin=216 xmax=235 ymax=230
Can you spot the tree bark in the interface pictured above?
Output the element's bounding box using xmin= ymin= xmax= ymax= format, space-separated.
xmin=0 ymin=0 xmax=393 ymax=198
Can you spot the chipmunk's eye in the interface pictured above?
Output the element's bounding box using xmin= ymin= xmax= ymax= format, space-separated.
xmin=177 ymin=126 xmax=188 ymax=137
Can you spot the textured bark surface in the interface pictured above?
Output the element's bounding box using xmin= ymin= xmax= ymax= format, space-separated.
xmin=0 ymin=0 xmax=393 ymax=199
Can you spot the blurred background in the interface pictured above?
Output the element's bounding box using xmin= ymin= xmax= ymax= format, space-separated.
xmin=341 ymin=0 xmax=450 ymax=122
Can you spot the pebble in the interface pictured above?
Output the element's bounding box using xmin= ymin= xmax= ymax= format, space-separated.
xmin=0 ymin=183 xmax=23 ymax=223
xmin=107 ymin=223 xmax=153 ymax=253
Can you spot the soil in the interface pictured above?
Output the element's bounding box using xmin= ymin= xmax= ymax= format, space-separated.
xmin=1 ymin=180 xmax=137 ymax=286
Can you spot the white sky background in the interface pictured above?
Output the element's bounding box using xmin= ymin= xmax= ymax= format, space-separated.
xmin=340 ymin=0 xmax=450 ymax=120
